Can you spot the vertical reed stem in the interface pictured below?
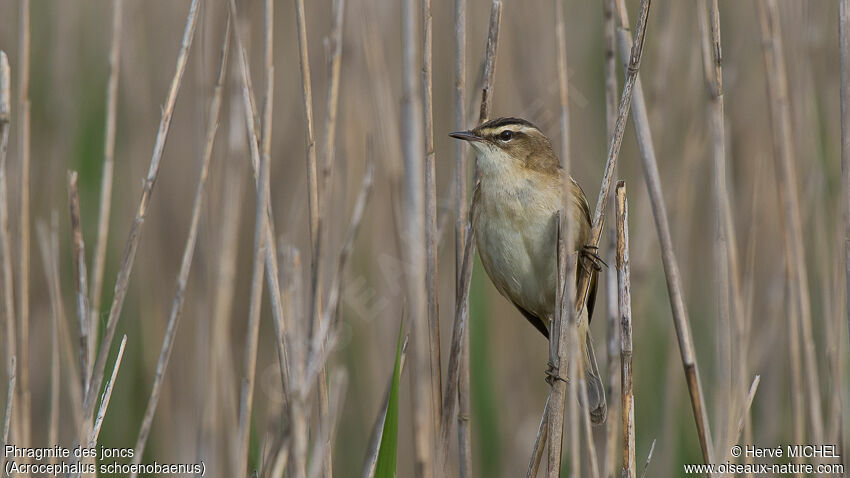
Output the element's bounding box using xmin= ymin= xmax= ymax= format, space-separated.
xmin=129 ymin=18 xmax=230 ymax=473
xmin=843 ymin=0 xmax=850 ymax=355
xmin=422 ymin=0 xmax=442 ymax=445
xmin=0 ymin=51 xmax=15 ymax=385
xmin=67 ymin=172 xmax=90 ymax=395
xmin=81 ymin=0 xmax=201 ymax=445
xmin=452 ymin=0 xmax=470 ymax=474
xmin=616 ymin=182 xmax=635 ymax=478
xmin=602 ymin=1 xmax=620 ymax=475
xmin=547 ymin=0 xmax=577 ymax=475
xmin=90 ymin=0 xmax=124 ymax=365
xmin=17 ymin=0 xmax=31 ymax=456
xmin=402 ymin=0 xmax=432 ymax=474
xmin=756 ymin=0 xmax=824 ymax=444
xmin=614 ymin=0 xmax=715 ymax=467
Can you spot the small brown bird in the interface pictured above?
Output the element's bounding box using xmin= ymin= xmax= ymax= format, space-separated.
xmin=450 ymin=117 xmax=606 ymax=424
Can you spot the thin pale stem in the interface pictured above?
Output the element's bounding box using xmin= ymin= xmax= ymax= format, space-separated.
xmin=0 ymin=51 xmax=15 ymax=382
xmin=35 ymin=221 xmax=63 ymax=450
xmin=530 ymin=1 xmax=653 ymax=473
xmin=401 ymin=0 xmax=432 ymax=474
xmin=602 ymin=0 xmax=620 ymax=471
xmin=0 ymin=356 xmax=15 ymax=473
xmin=17 ymin=0 xmax=31 ymax=452
xmin=82 ymin=0 xmax=202 ymax=433
xmin=547 ymin=0 xmax=577 ymax=473
xmin=439 ymin=224 xmax=474 ymax=473
xmin=613 ymin=0 xmax=715 ymax=467
xmin=67 ymin=171 xmax=90 ymax=396
xmin=129 ymin=18 xmax=230 ymax=472
xmin=842 ymin=0 xmax=850 ymax=357
xmin=313 ymin=0 xmax=346 ymax=474
xmin=756 ymin=0 xmax=823 ymax=445
xmin=616 ymin=182 xmax=635 ymax=478
xmin=235 ymin=99 xmax=270 ymax=478
xmin=90 ymin=0 xmax=124 ymax=363
xmin=37 ymin=220 xmax=84 ymax=434
xmin=458 ymin=3 xmax=501 ymax=475
xmin=452 ymin=0 xmax=469 ymax=473
xmin=422 ymin=0 xmax=442 ymax=446
xmin=89 ymin=335 xmax=127 ymax=447
xmin=227 ymin=0 xmax=292 ymax=401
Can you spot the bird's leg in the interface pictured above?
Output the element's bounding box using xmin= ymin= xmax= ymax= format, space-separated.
xmin=545 ymin=360 xmax=569 ymax=385
xmin=579 ymin=244 xmax=608 ymax=274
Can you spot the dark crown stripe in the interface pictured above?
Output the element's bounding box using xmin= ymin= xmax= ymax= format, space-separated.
xmin=478 ymin=116 xmax=539 ymax=131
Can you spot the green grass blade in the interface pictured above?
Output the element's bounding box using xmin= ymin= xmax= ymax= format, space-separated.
xmin=375 ymin=318 xmax=405 ymax=478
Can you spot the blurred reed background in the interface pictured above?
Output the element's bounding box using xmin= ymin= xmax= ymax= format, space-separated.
xmin=0 ymin=0 xmax=847 ymax=477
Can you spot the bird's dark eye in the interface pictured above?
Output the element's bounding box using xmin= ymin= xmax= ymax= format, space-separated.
xmin=499 ymin=130 xmax=514 ymax=141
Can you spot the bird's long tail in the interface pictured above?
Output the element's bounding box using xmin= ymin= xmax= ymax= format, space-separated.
xmin=582 ymin=328 xmax=607 ymax=425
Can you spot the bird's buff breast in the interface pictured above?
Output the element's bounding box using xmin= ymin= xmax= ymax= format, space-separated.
xmin=473 ymin=178 xmax=562 ymax=320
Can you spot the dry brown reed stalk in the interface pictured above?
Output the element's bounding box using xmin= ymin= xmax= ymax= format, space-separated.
xmin=696 ymin=1 xmax=730 ymax=452
xmin=308 ymin=159 xmax=375 ymax=391
xmin=0 ymin=51 xmax=14 ymax=380
xmin=526 ymin=394 xmax=549 ymax=478
xmin=401 ymin=0 xmax=433 ymax=473
xmin=35 ymin=219 xmax=84 ymax=434
xmin=362 ymin=335 xmax=409 ymax=478
xmin=236 ymin=105 xmax=272 ymax=478
xmin=294 ymin=112 xmax=373 ymax=478
xmin=781 ymin=237 xmax=806 ymax=469
xmin=316 ymin=0 xmax=346 ymax=474
xmin=47 ymin=273 xmax=59 ymax=451
xmin=297 ymin=158 xmax=374 ymax=477
xmin=696 ymin=0 xmax=748 ymax=454
xmin=292 ymin=0 xmax=332 ymax=448
xmin=601 ymin=1 xmax=620 ymax=476
xmin=576 ymin=352 xmax=600 ymax=478
xmin=616 ymin=182 xmax=634 ymax=478
xmin=281 ymin=248 xmax=308 ymax=478
xmin=842 ymin=0 xmax=850 ymax=352
xmin=199 ymin=73 xmax=245 ymax=470
xmin=294 ymin=0 xmax=320 ymax=255
xmin=451 ymin=0 xmax=469 ymax=472
xmin=323 ymin=0 xmax=345 ymax=174
xmin=453 ymin=4 xmax=501 ymax=476
xmin=308 ymin=370 xmax=348 ymax=478
xmin=527 ymin=1 xmax=652 ymax=475
xmin=35 ymin=220 xmax=62 ymax=450
xmin=548 ymin=225 xmax=577 ymax=478
xmin=235 ymin=0 xmax=283 ymax=472
xmin=477 ymin=0 xmax=502 ymax=126
xmin=81 ymin=0 xmax=202 ymax=433
xmin=90 ymin=0 xmax=124 ymax=361
xmin=733 ymin=375 xmax=760 ymax=445
xmin=67 ymin=171 xmax=91 ymax=394
xmin=128 ymin=17 xmax=231 ymax=472
xmin=613 ymin=0 xmax=715 ymax=467
xmin=548 ymin=0 xmax=578 ymax=474
xmin=299 ymin=1 xmax=347 ymax=474
xmin=439 ymin=223 xmax=474 ymax=474
xmin=17 ymin=0 xmax=31 ymax=454
xmin=226 ymin=0 xmax=291 ymax=407
xmin=1 ymin=355 xmax=15 ymax=472
xmin=756 ymin=0 xmax=824 ymax=445
xmin=422 ymin=0 xmax=442 ymax=442
xmin=557 ymin=1 xmax=600 ymax=474
xmin=89 ymin=334 xmax=126 ymax=447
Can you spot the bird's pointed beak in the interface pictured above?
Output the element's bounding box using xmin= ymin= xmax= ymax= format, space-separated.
xmin=449 ymin=130 xmax=484 ymax=143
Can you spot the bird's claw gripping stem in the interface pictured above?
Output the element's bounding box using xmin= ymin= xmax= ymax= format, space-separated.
xmin=545 ymin=360 xmax=569 ymax=386
xmin=579 ymin=244 xmax=607 ymax=273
